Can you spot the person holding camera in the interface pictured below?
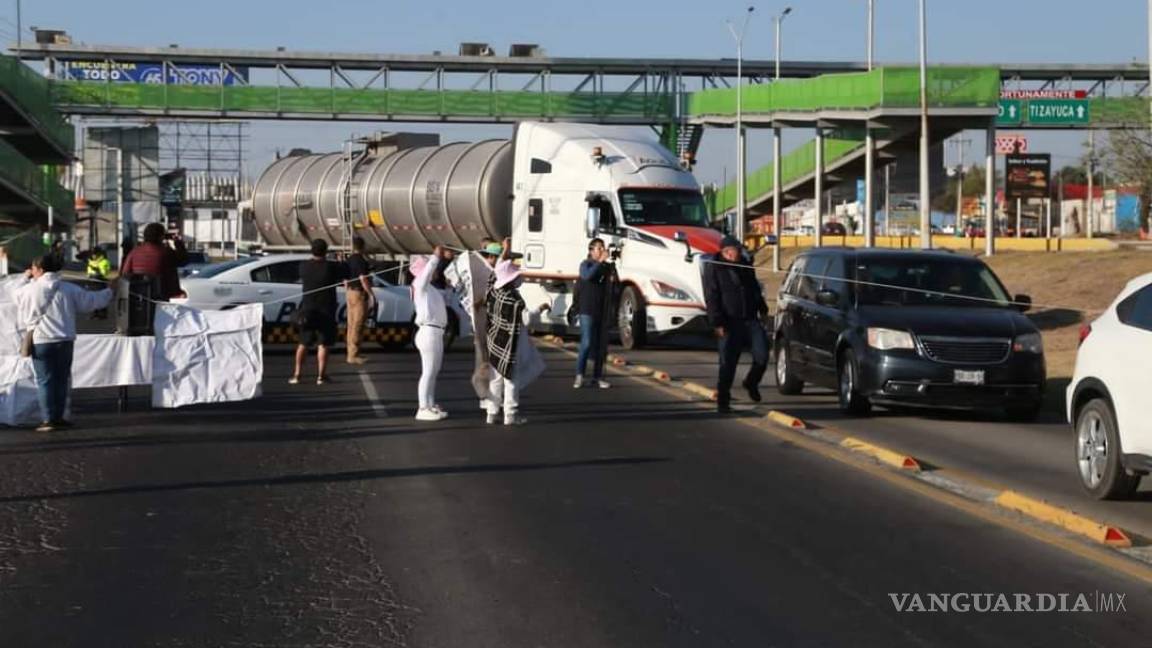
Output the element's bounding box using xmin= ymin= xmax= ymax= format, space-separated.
xmin=703 ymin=236 xmax=770 ymax=414
xmin=573 ymin=238 xmax=616 ymax=389
xmin=119 ymin=222 xmax=189 ymax=301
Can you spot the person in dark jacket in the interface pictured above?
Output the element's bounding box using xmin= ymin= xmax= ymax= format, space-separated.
xmin=119 ymin=222 xmax=189 ymax=300
xmin=704 ymin=236 xmax=770 ymax=413
xmin=573 ymin=238 xmax=615 ymax=389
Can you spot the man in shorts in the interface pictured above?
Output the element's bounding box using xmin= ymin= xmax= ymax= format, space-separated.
xmin=291 ymin=239 xmax=348 ymax=385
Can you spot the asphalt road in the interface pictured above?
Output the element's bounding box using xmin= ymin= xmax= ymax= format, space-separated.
xmin=622 ymin=336 xmax=1152 ymax=540
xmin=1 ymin=341 xmax=1150 ymax=646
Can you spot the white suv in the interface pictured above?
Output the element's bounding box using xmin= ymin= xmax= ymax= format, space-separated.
xmin=1068 ymin=272 xmax=1152 ymax=499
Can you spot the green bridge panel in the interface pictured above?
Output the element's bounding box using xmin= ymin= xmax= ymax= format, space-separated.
xmin=689 ymin=67 xmax=1001 ymax=116
xmin=708 ymin=132 xmax=866 ymax=216
xmin=52 ymin=81 xmax=677 ymax=121
xmin=0 ymin=57 xmax=75 ymax=156
xmin=0 ymin=138 xmax=75 ymax=224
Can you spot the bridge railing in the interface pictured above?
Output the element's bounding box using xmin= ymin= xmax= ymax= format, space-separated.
xmin=51 ymin=80 xmax=677 ymax=122
xmin=0 ymin=136 xmax=74 ymax=223
xmin=689 ymin=66 xmax=1000 ymax=117
xmin=0 ymin=57 xmax=75 ymax=156
xmin=708 ymin=132 xmax=867 ymax=215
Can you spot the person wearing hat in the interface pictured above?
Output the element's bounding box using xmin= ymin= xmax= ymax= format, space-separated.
xmin=703 ymin=236 xmax=770 ymax=413
xmin=485 ymin=257 xmax=544 ymax=425
xmin=411 ymin=245 xmax=455 ymax=421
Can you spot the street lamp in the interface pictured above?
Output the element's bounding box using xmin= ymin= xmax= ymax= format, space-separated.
xmin=773 ymin=6 xmax=792 ymax=80
xmin=867 ymin=0 xmax=875 ymax=71
xmin=727 ymin=6 xmax=755 ymax=243
xmin=918 ymin=0 xmax=931 ymax=249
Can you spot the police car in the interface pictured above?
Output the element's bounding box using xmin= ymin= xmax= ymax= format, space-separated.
xmin=173 ymin=253 xmax=467 ymax=347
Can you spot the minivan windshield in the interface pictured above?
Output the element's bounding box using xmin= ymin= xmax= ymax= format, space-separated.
xmin=618 ymin=189 xmax=710 ymax=228
xmin=854 ymin=258 xmax=1012 ymax=308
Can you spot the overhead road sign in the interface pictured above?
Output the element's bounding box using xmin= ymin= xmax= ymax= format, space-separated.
xmin=998 ymin=100 xmax=1022 ymax=125
xmin=1001 ymin=89 xmax=1087 ymax=100
xmin=996 ymin=98 xmax=1089 ymax=126
xmin=1028 ymin=99 xmax=1089 ymax=125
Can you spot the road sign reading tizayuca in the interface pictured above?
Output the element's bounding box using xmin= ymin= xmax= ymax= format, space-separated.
xmin=996 ymin=98 xmax=1089 ymax=126
xmin=1027 ymin=100 xmax=1089 ymax=125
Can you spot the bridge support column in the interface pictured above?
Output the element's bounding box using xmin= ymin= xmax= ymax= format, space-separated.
xmin=772 ymin=126 xmax=783 ymax=272
xmin=814 ymin=127 xmax=824 ymax=248
xmin=985 ymin=120 xmax=996 ymax=257
xmin=864 ymin=127 xmax=875 ymax=248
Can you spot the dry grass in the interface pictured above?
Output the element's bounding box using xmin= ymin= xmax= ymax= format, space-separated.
xmin=753 ymin=246 xmax=1152 ymax=379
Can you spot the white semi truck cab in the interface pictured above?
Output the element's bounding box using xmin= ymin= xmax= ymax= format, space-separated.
xmin=250 ymin=121 xmax=722 ymax=348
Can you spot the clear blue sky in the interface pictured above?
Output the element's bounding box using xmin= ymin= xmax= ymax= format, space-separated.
xmin=9 ymin=0 xmax=1150 ymax=185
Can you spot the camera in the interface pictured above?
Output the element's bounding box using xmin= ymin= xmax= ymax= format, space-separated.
xmin=608 ymin=243 xmax=622 ymax=261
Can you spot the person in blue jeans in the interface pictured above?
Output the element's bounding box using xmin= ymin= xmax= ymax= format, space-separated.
xmin=574 ymin=238 xmax=615 ymax=389
xmin=15 ymin=255 xmax=114 ymax=431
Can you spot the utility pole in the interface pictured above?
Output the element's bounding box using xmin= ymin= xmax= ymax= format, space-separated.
xmin=727 ymin=6 xmax=755 ymax=244
xmin=949 ymin=137 xmax=970 ymax=233
xmin=1087 ymin=130 xmax=1095 ymax=239
xmin=917 ymin=0 xmax=931 ymax=249
xmin=867 ymin=0 xmax=875 ymax=71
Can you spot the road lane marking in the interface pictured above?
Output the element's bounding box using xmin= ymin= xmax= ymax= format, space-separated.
xmin=537 ymin=338 xmax=1152 ymax=585
xmin=359 ymin=371 xmax=389 ymax=418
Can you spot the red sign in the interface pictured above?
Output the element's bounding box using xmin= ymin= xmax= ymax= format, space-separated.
xmin=1001 ymin=89 xmax=1087 ymax=100
xmin=995 ymin=135 xmax=1028 ymax=155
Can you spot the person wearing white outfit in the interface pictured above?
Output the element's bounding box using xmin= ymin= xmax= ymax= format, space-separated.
xmin=411 ymin=246 xmax=453 ymax=422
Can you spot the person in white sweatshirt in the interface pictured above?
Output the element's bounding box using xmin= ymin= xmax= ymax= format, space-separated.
xmin=410 ymin=245 xmax=454 ymax=421
xmin=14 ymin=255 xmax=114 ymax=432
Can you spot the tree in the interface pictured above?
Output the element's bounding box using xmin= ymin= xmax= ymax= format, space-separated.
xmin=931 ymin=164 xmax=990 ymax=213
xmin=1100 ymin=129 xmax=1152 ymax=231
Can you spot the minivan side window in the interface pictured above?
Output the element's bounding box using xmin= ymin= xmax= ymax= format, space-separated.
xmin=797 ymin=256 xmax=829 ymax=302
xmin=1117 ymin=285 xmax=1152 ymax=332
xmin=782 ymin=257 xmax=807 ymax=296
xmin=821 ymin=255 xmax=849 ymax=306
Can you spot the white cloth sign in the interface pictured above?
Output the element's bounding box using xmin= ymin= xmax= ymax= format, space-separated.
xmin=151 ymin=303 xmax=263 ymax=408
xmin=72 ymin=335 xmax=154 ymax=388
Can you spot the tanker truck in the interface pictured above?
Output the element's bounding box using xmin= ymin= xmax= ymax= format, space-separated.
xmin=250 ymin=122 xmax=723 ymax=349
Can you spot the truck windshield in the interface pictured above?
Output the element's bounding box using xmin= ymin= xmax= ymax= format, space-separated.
xmin=618 ymin=189 xmax=710 ymax=228
xmin=854 ymin=258 xmax=1012 ymax=308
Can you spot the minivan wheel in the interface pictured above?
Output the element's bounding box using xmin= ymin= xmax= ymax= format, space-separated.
xmin=775 ymin=338 xmax=804 ymax=395
xmin=837 ymin=348 xmax=872 ymax=416
xmin=1076 ymin=398 xmax=1139 ymax=500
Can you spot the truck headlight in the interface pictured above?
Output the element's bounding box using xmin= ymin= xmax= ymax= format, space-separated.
xmin=867 ymin=328 xmax=915 ymax=350
xmin=1013 ymin=332 xmax=1043 ymax=354
xmin=651 ymin=280 xmax=690 ymax=301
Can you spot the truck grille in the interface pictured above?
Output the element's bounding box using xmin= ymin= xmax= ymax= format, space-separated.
xmin=919 ymin=336 xmax=1011 ymax=364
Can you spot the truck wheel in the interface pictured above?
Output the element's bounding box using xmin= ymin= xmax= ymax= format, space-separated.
xmin=1076 ymin=398 xmax=1140 ymax=500
xmin=617 ymin=286 xmax=647 ymax=350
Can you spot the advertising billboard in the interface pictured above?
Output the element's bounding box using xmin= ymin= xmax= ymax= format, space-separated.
xmin=59 ymin=60 xmax=248 ymax=86
xmin=1005 ymin=154 xmax=1051 ymax=200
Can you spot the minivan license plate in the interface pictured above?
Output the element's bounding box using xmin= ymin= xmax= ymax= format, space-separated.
xmin=954 ymin=370 xmax=985 ymax=385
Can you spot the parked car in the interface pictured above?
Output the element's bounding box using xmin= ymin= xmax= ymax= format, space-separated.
xmin=1067 ymin=272 xmax=1152 ymax=499
xmin=173 ymin=254 xmax=468 ymax=347
xmin=179 ymin=250 xmax=212 ymax=278
xmin=821 ymin=222 xmax=848 ymax=236
xmin=774 ymin=248 xmax=1045 ymax=418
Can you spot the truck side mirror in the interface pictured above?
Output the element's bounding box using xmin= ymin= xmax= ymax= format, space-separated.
xmin=586 ymin=207 xmax=600 ymax=238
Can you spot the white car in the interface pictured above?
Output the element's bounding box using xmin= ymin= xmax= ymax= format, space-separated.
xmin=1067 ymin=272 xmax=1152 ymax=499
xmin=173 ymin=254 xmax=468 ymax=346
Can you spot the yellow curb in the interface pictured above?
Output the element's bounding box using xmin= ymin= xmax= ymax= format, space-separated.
xmin=840 ymin=437 xmax=923 ymax=472
xmin=629 ymin=365 xmax=656 ymax=377
xmin=651 ymin=370 xmax=672 ymax=382
xmin=611 ymin=356 xmax=628 ymax=366
xmin=994 ymin=490 xmax=1133 ymax=547
xmin=681 ymin=381 xmax=719 ymax=401
xmin=765 ymin=410 xmax=807 ymax=430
